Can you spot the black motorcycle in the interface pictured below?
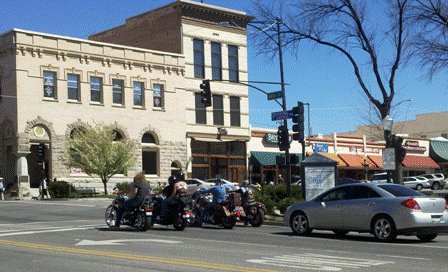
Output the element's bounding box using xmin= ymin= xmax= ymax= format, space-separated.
xmin=228 ymin=191 xmax=265 ymax=227
xmin=105 ymin=190 xmax=152 ymax=231
xmin=146 ymin=194 xmax=192 ymax=231
xmin=191 ymin=191 xmax=236 ymax=229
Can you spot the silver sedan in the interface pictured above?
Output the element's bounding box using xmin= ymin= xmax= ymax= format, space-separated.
xmin=284 ymin=183 xmax=448 ymax=242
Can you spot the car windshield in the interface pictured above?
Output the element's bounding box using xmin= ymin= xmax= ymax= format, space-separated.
xmin=377 ymin=184 xmax=424 ymax=197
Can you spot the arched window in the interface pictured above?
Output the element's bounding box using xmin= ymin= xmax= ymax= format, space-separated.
xmin=113 ymin=130 xmax=123 ymax=141
xmin=142 ymin=132 xmax=155 ymax=144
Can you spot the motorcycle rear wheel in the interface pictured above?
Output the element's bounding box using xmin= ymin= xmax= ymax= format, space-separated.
xmin=134 ymin=212 xmax=148 ymax=232
xmin=105 ymin=205 xmax=116 ymax=227
xmin=173 ymin=214 xmax=187 ymax=231
xmin=221 ymin=216 xmax=236 ymax=229
xmin=249 ymin=210 xmax=264 ymax=227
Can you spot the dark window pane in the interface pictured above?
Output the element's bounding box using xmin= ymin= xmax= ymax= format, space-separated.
xmin=90 ymin=77 xmax=102 ymax=103
xmin=230 ymin=96 xmax=241 ymax=127
xmin=43 ymin=71 xmax=56 ymax=98
xmin=195 ymin=93 xmax=206 ymax=124
xmin=194 ymin=39 xmax=204 ymax=78
xmin=191 ymin=140 xmax=208 ymax=154
xmin=112 ymin=79 xmax=124 ymax=105
xmin=228 ymin=45 xmax=239 ymax=82
xmin=211 ymin=42 xmax=222 ymax=80
xmin=229 ymin=141 xmax=245 ymax=155
xmin=153 ymin=84 xmax=164 ymax=108
xmin=378 ymin=184 xmax=423 ymax=196
xmin=133 ymin=81 xmax=144 ymax=106
xmin=67 ymin=74 xmax=80 ymax=101
xmin=192 ymin=167 xmax=208 ymax=181
xmin=142 ymin=133 xmax=155 ymax=143
xmin=193 ymin=157 xmax=209 ymax=164
xmin=142 ymin=151 xmax=157 ymax=175
xmin=213 ymin=95 xmax=224 ymax=125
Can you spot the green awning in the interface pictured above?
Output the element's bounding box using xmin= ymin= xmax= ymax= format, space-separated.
xmin=250 ymin=151 xmax=302 ymax=166
xmin=430 ymin=140 xmax=448 ymax=163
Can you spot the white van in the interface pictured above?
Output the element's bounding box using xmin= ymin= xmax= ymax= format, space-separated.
xmin=369 ymin=172 xmax=393 ymax=184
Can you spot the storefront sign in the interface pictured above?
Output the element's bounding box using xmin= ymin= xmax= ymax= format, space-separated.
xmin=305 ymin=166 xmax=335 ymax=200
xmin=349 ymin=146 xmax=380 ymax=154
xmin=313 ymin=143 xmax=328 ymax=153
xmin=404 ymin=140 xmax=426 ymax=153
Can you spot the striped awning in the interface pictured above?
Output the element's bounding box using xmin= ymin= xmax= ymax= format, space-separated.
xmin=368 ymin=155 xmax=383 ymax=169
xmin=430 ymin=141 xmax=448 ymax=163
xmin=308 ymin=152 xmax=347 ymax=167
xmin=402 ymin=155 xmax=440 ymax=169
xmin=250 ymin=151 xmax=302 ymax=166
xmin=338 ymin=154 xmax=366 ymax=168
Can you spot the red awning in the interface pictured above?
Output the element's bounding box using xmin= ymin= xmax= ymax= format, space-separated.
xmin=368 ymin=155 xmax=382 ymax=169
xmin=338 ymin=154 xmax=365 ymax=168
xmin=402 ymin=155 xmax=440 ymax=169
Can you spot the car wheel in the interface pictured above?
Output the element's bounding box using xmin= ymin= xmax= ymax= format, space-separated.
xmin=432 ymin=182 xmax=441 ymax=190
xmin=416 ymin=184 xmax=423 ymax=191
xmin=372 ymin=215 xmax=397 ymax=242
xmin=416 ymin=234 xmax=438 ymax=242
xmin=290 ymin=211 xmax=312 ymax=236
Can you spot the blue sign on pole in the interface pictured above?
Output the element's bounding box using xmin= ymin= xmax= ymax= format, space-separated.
xmin=271 ymin=110 xmax=293 ymax=121
xmin=313 ymin=143 xmax=329 ymax=153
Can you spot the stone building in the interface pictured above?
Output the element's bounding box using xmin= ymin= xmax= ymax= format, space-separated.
xmin=0 ymin=0 xmax=252 ymax=196
xmin=90 ymin=0 xmax=253 ymax=183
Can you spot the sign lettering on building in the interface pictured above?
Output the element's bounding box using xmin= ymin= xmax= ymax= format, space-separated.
xmin=313 ymin=143 xmax=329 ymax=153
xmin=263 ymin=133 xmax=292 ymax=144
xmin=404 ymin=140 xmax=426 ymax=153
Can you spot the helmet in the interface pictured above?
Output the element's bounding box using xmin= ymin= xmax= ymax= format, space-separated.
xmin=215 ymin=178 xmax=223 ymax=185
xmin=175 ymin=172 xmax=185 ymax=182
xmin=168 ymin=176 xmax=176 ymax=186
xmin=242 ymin=180 xmax=249 ymax=187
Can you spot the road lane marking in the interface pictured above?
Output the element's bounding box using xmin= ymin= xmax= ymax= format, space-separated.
xmin=1 ymin=200 xmax=105 ymax=207
xmin=247 ymin=253 xmax=394 ymax=271
xmin=0 ymin=240 xmax=278 ymax=272
xmin=0 ymin=225 xmax=99 ymax=237
xmin=75 ymin=239 xmax=182 ymax=246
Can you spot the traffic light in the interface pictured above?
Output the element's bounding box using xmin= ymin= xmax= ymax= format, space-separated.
xmin=37 ymin=143 xmax=45 ymax=161
xmin=292 ymin=101 xmax=305 ymax=142
xmin=277 ymin=125 xmax=290 ymax=151
xmin=199 ymin=80 xmax=212 ymax=107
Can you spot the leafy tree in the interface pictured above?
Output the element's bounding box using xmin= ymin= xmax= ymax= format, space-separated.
xmin=64 ymin=123 xmax=137 ymax=195
xmin=254 ymin=0 xmax=416 ymax=183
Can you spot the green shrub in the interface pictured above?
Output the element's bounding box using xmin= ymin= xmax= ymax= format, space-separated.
xmin=254 ymin=184 xmax=304 ymax=215
xmin=115 ymin=182 xmax=131 ymax=192
xmin=48 ymin=181 xmax=78 ymax=198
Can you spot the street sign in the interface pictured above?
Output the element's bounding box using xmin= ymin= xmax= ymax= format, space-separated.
xmin=267 ymin=91 xmax=283 ymax=100
xmin=382 ymin=148 xmax=395 ymax=170
xmin=271 ymin=110 xmax=293 ymax=121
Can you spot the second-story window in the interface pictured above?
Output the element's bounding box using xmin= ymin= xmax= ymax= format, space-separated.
xmin=213 ymin=95 xmax=224 ymax=126
xmin=112 ymin=79 xmax=124 ymax=105
xmin=43 ymin=71 xmax=57 ymax=99
xmin=67 ymin=74 xmax=80 ymax=101
xmin=133 ymin=81 xmax=144 ymax=107
xmin=230 ymin=96 xmax=241 ymax=127
xmin=153 ymin=84 xmax=164 ymax=109
xmin=228 ymin=45 xmax=239 ymax=82
xmin=194 ymin=39 xmax=205 ymax=78
xmin=211 ymin=42 xmax=222 ymax=80
xmin=195 ymin=93 xmax=206 ymax=124
xmin=90 ymin=76 xmax=102 ymax=103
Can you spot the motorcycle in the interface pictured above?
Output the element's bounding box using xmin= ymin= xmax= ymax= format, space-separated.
xmin=191 ymin=190 xmax=236 ymax=229
xmin=105 ymin=189 xmax=152 ymax=231
xmin=228 ymin=191 xmax=266 ymax=227
xmin=146 ymin=194 xmax=192 ymax=231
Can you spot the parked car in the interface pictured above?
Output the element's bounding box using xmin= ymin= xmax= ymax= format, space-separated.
xmin=369 ymin=172 xmax=393 ymax=184
xmin=284 ymin=183 xmax=448 ymax=242
xmin=403 ymin=176 xmax=431 ymax=191
xmin=184 ymin=178 xmax=212 ymax=195
xmin=418 ymin=173 xmax=446 ymax=190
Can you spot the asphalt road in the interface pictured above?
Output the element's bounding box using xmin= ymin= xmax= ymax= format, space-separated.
xmin=1 ymin=199 xmax=448 ymax=272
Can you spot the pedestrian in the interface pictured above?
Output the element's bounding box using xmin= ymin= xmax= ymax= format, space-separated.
xmin=0 ymin=178 xmax=5 ymax=200
xmin=40 ymin=178 xmax=50 ymax=199
xmin=278 ymin=174 xmax=285 ymax=184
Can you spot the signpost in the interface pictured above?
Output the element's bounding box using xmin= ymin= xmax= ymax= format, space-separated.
xmin=267 ymin=91 xmax=283 ymax=100
xmin=271 ymin=110 xmax=293 ymax=121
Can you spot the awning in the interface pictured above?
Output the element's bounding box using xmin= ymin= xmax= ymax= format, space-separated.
xmin=308 ymin=152 xmax=347 ymax=167
xmin=338 ymin=154 xmax=366 ymax=168
xmin=430 ymin=141 xmax=448 ymax=163
xmin=250 ymin=151 xmax=302 ymax=166
xmin=368 ymin=155 xmax=383 ymax=169
xmin=402 ymin=155 xmax=440 ymax=169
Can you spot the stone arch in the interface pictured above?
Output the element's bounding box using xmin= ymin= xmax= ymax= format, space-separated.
xmin=110 ymin=122 xmax=130 ymax=140
xmin=65 ymin=119 xmax=90 ymax=138
xmin=138 ymin=125 xmax=161 ymax=145
xmin=24 ymin=116 xmax=56 ymax=141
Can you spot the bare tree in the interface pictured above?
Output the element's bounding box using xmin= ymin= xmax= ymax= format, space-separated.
xmin=253 ymin=0 xmax=413 ymax=183
xmin=409 ymin=0 xmax=448 ymax=78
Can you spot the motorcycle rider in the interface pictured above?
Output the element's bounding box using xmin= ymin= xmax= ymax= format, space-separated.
xmin=199 ymin=177 xmax=227 ymax=226
xmin=160 ymin=172 xmax=187 ymax=220
xmin=236 ymin=180 xmax=254 ymax=225
xmin=114 ymin=172 xmax=150 ymax=228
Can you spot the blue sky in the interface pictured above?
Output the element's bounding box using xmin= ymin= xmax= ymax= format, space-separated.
xmin=1 ymin=0 xmax=446 ymax=134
